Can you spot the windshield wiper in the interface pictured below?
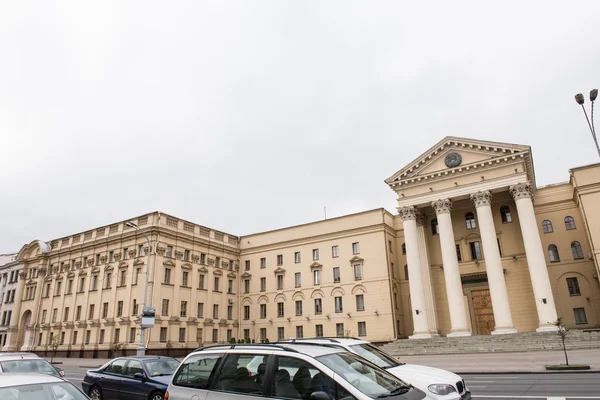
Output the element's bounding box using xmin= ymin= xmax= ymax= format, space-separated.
xmin=377 ymin=386 xmax=410 ymax=398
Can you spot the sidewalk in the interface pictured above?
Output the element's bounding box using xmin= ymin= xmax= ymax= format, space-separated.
xmin=49 ymin=348 xmax=600 ymax=374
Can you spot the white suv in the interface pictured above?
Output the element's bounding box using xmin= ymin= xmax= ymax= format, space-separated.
xmin=166 ymin=342 xmax=427 ymax=400
xmin=279 ymin=338 xmax=469 ymax=400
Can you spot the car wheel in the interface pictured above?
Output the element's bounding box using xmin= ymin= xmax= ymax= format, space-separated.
xmin=89 ymin=386 xmax=103 ymax=400
xmin=149 ymin=392 xmax=164 ymax=400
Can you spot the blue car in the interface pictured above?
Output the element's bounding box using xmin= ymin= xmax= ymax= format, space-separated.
xmin=82 ymin=356 xmax=180 ymax=400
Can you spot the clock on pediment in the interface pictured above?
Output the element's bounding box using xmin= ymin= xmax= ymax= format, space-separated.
xmin=444 ymin=152 xmax=462 ymax=168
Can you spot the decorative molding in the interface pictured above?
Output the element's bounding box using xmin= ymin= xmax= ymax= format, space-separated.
xmin=75 ymin=261 xmax=82 ymax=268
xmin=128 ymin=249 xmax=137 ymax=259
xmin=274 ymin=293 xmax=287 ymax=302
xmin=432 ymin=199 xmax=452 ymax=215
xmin=133 ymin=259 xmax=145 ymax=266
xmin=156 ymin=246 xmax=166 ymax=256
xmin=351 ymin=284 xmax=367 ymax=294
xmin=198 ymin=266 xmax=208 ymax=273
xmin=310 ymin=289 xmax=325 ymax=299
xmin=191 ymin=254 xmax=200 ymax=263
xmin=349 ymin=256 xmax=364 ymax=264
xmin=416 ymin=212 xmax=428 ymax=227
xmin=213 ymin=269 xmax=223 ymax=276
xmin=398 ymin=206 xmax=417 ymax=221
xmin=273 ymin=267 xmax=286 ymax=276
xmin=163 ymin=259 xmax=176 ymax=268
xmin=174 ymin=251 xmax=183 ymax=260
xmin=86 ymin=259 xmax=94 ymax=267
xmin=104 ymin=265 xmax=114 ymax=272
xmin=470 ymin=190 xmax=492 ymax=207
xmin=227 ymin=272 xmax=236 ymax=278
xmin=207 ymin=258 xmax=215 ymax=266
xmin=309 ymin=262 xmax=322 ymax=270
xmin=242 ymin=297 xmax=253 ymax=305
xmin=18 ymin=271 xmax=27 ymax=279
xmin=118 ymin=261 xmax=128 ymax=269
xmin=221 ymin=261 xmax=229 ymax=269
xmin=292 ymin=291 xmax=305 ymax=300
xmin=510 ymin=181 xmax=534 ymax=201
xmin=99 ymin=255 xmax=107 ymax=263
xmin=257 ymin=295 xmax=269 ymax=304
xmin=181 ymin=263 xmax=192 ymax=270
xmin=113 ymin=253 xmax=122 ymax=261
xmin=241 ymin=272 xmax=252 ymax=279
xmin=330 ymin=287 xmax=346 ymax=296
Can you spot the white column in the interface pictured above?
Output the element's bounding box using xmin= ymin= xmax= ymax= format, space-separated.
xmin=510 ymin=182 xmax=558 ymax=332
xmin=416 ymin=214 xmax=440 ymax=336
xmin=432 ymin=199 xmax=471 ymax=337
xmin=470 ymin=191 xmax=517 ymax=334
xmin=399 ymin=206 xmax=433 ymax=339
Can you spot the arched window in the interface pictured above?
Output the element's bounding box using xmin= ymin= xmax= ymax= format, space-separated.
xmin=431 ymin=219 xmax=439 ymax=235
xmin=465 ymin=212 xmax=476 ymax=229
xmin=500 ymin=206 xmax=512 ymax=223
xmin=404 ymin=265 xmax=409 ymax=280
xmin=571 ymin=241 xmax=584 ymax=260
xmin=401 ymin=243 xmax=406 ymax=255
xmin=542 ymin=220 xmax=553 ymax=234
xmin=565 ymin=216 xmax=576 ymax=230
xmin=548 ymin=244 xmax=560 ymax=263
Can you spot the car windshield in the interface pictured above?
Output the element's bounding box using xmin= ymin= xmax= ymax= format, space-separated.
xmin=317 ymin=351 xmax=410 ymax=399
xmin=144 ymin=359 xmax=180 ymax=376
xmin=0 ymin=360 xmax=60 ymax=377
xmin=0 ymin=382 xmax=87 ymax=400
xmin=349 ymin=344 xmax=404 ymax=368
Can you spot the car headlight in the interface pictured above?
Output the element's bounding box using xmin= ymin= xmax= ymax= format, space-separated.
xmin=428 ymin=384 xmax=457 ymax=395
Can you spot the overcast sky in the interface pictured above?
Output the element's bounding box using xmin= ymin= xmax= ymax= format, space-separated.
xmin=1 ymin=1 xmax=599 ymax=254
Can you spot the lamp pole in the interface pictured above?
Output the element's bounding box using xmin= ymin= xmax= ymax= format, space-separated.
xmin=125 ymin=221 xmax=150 ymax=356
xmin=574 ymin=89 xmax=599 ymax=158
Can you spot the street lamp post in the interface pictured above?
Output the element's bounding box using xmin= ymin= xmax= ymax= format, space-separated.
xmin=574 ymin=89 xmax=599 ymax=158
xmin=125 ymin=221 xmax=151 ymax=356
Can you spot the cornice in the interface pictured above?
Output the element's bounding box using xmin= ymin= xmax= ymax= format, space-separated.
xmin=534 ymin=201 xmax=579 ymax=215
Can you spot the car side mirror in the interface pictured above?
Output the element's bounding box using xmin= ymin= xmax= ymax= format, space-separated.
xmin=133 ymin=372 xmax=145 ymax=380
xmin=310 ymin=392 xmax=331 ymax=400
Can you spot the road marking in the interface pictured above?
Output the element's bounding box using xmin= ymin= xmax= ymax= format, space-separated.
xmin=465 ymin=385 xmax=487 ymax=388
xmin=546 ymin=398 xmax=566 ymax=400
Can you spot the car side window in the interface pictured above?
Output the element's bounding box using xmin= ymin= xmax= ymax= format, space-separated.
xmin=214 ymin=353 xmax=266 ymax=395
xmin=125 ymin=360 xmax=144 ymax=377
xmin=104 ymin=359 xmax=128 ymax=375
xmin=172 ymin=353 xmax=224 ymax=389
xmin=272 ymin=356 xmax=355 ymax=400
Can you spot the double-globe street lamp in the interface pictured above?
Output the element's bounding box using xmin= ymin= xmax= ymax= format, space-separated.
xmin=125 ymin=221 xmax=151 ymax=356
xmin=574 ymin=89 xmax=599 ymax=158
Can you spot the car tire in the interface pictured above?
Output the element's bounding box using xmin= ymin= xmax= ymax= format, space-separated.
xmin=89 ymin=386 xmax=103 ymax=400
xmin=149 ymin=391 xmax=164 ymax=400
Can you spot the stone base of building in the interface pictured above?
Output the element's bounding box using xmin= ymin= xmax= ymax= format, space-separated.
xmin=446 ymin=330 xmax=472 ymax=338
xmin=408 ymin=332 xmax=435 ymax=339
xmin=491 ymin=327 xmax=518 ymax=335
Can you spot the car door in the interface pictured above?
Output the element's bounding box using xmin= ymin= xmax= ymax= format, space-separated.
xmin=206 ymin=353 xmax=269 ymax=400
xmin=100 ymin=359 xmax=130 ymax=399
xmin=122 ymin=359 xmax=149 ymax=400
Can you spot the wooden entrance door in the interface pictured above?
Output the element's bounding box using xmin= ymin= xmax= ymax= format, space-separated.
xmin=472 ymin=289 xmax=495 ymax=335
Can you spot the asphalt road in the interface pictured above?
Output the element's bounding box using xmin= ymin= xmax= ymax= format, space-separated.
xmin=60 ymin=363 xmax=600 ymax=400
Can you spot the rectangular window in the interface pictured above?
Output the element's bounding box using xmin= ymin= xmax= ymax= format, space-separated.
xmin=166 ymin=246 xmax=173 ymax=258
xmin=66 ymin=279 xmax=73 ymax=294
xmin=119 ymin=269 xmax=126 ymax=286
xmin=129 ymin=327 xmax=136 ymax=343
xmin=313 ymin=270 xmax=321 ymax=285
xmin=336 ymin=323 xmax=344 ymax=337
xmin=333 ymin=267 xmax=340 ymax=283
xmin=295 ymin=300 xmax=303 ymax=316
xmin=184 ymin=249 xmax=190 ymax=261
xmin=105 ymin=273 xmax=111 ymax=289
xmin=456 ymin=244 xmax=462 ymax=262
xmin=315 ymin=324 xmax=323 ymax=338
xmin=85 ymin=330 xmax=91 ymax=345
xmin=567 ymin=277 xmax=581 ymax=296
xmin=227 ymin=329 xmax=232 ymax=342
xmin=135 ymin=268 xmax=141 ymax=285
xmin=199 ymin=274 xmax=205 ymax=289
xmin=212 ymin=329 xmax=218 ymax=342
xmin=212 ymin=304 xmax=219 ymax=319
xmin=335 ymin=297 xmax=343 ymax=313
xmin=244 ymin=279 xmax=250 ymax=293
xmin=132 ymin=299 xmax=138 ymax=315
xmin=260 ymin=258 xmax=266 ymax=269
xmin=160 ymin=327 xmax=167 ymax=342
xmin=332 ymin=245 xmax=339 ymax=258
xmin=277 ymin=275 xmax=284 ymax=290
xmin=162 ymin=299 xmax=169 ymax=316
xmin=314 ymin=298 xmax=322 ymax=314
xmin=41 ymin=310 xmax=47 ymax=323
xmin=99 ymin=329 xmax=105 ymax=344
xmin=200 ymin=253 xmax=206 ymax=264
xmin=354 ymin=264 xmax=363 ymax=281
xmin=227 ymin=279 xmax=233 ymax=294
xmin=276 ymin=302 xmax=284 ymax=318
xmin=356 ymin=294 xmax=365 ymax=311
xmin=388 ymin=240 xmax=393 ymax=253
xmin=179 ymin=328 xmax=186 ymax=342
xmin=88 ymin=304 xmax=95 ymax=319
xmin=138 ymin=244 xmax=144 ymax=257
xmin=214 ymin=277 xmax=220 ymax=291
xmin=123 ymin=248 xmax=129 ymax=260
xmin=164 ymin=268 xmax=171 ymax=284
xmin=245 ymin=260 xmax=250 ymax=270
xmin=63 ymin=307 xmax=69 ymax=322
xmin=95 ymin=254 xmax=101 ymax=265
xmin=243 ymin=305 xmax=250 ymax=320
xmin=260 ymin=277 xmax=266 ymax=292
xmin=78 ymin=277 xmax=85 ymax=293
xmin=295 ymin=272 xmax=301 ymax=288
xmin=260 ymin=328 xmax=266 ymax=342
xmin=102 ymin=302 xmax=109 ymax=319
xmin=574 ymin=308 xmax=588 ymax=324
xmin=180 ymin=301 xmax=187 ymax=317
xmin=109 ymin=251 xmax=114 ymax=262
xmin=277 ymin=254 xmax=283 ymax=266
xmin=294 ymin=252 xmax=301 ymax=263
xmin=113 ymin=328 xmax=120 ymax=343
xmin=243 ymin=329 xmax=250 ymax=341
xmin=470 ymin=241 xmax=483 ymax=260
xmin=55 ymin=281 xmax=61 ymax=296
xmin=92 ymin=275 xmax=98 ymax=290
xmin=358 ymin=321 xmax=367 ymax=336
xmin=197 ymin=303 xmax=204 ymax=318
xmin=260 ymin=304 xmax=267 ymax=319
xmin=182 ymin=271 xmax=189 ymax=287
xmin=277 ymin=327 xmax=285 ymax=340
xmin=117 ymin=301 xmax=123 ymax=317
xmin=227 ymin=305 xmax=233 ymax=320
xmin=312 ymin=249 xmax=319 ymax=260
xmin=352 ymin=242 xmax=360 ymax=255
xmin=296 ymin=326 xmax=303 ymax=339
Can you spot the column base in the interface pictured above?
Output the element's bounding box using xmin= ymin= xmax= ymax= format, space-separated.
xmin=491 ymin=327 xmax=518 ymax=335
xmin=409 ymin=332 xmax=434 ymax=340
xmin=427 ymin=331 xmax=441 ymax=338
xmin=536 ymin=324 xmax=559 ymax=333
xmin=447 ymin=330 xmax=472 ymax=337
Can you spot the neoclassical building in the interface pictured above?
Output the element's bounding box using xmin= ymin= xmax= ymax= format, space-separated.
xmin=4 ymin=137 xmax=600 ymax=356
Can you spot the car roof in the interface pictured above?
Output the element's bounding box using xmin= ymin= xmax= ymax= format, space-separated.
xmin=0 ymin=352 xmax=40 ymax=359
xmin=113 ymin=356 xmax=175 ymax=361
xmin=0 ymin=373 xmax=64 ymax=387
xmin=281 ymin=337 xmax=369 ymax=347
xmin=192 ymin=342 xmax=347 ymax=358
xmin=0 ymin=356 xmax=50 ymax=362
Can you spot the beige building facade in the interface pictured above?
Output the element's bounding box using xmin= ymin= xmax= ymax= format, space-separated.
xmin=5 ymin=137 xmax=600 ymax=357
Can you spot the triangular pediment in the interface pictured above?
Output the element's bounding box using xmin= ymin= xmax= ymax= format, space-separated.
xmin=273 ymin=267 xmax=286 ymax=275
xmin=385 ymin=136 xmax=533 ymax=187
xmin=349 ymin=256 xmax=364 ymax=264
xmin=309 ymin=262 xmax=322 ymax=270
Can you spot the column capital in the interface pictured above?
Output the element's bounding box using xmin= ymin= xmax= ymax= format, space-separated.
xmin=398 ymin=206 xmax=417 ymax=221
xmin=432 ymin=199 xmax=452 ymax=215
xmin=416 ymin=212 xmax=428 ymax=227
xmin=509 ymin=181 xmax=534 ymax=201
xmin=470 ymin=190 xmax=492 ymax=208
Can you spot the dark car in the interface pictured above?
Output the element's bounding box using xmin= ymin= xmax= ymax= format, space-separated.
xmin=82 ymin=356 xmax=180 ymax=400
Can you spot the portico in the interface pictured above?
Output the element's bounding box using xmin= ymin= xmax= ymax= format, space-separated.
xmin=386 ymin=137 xmax=559 ymax=337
